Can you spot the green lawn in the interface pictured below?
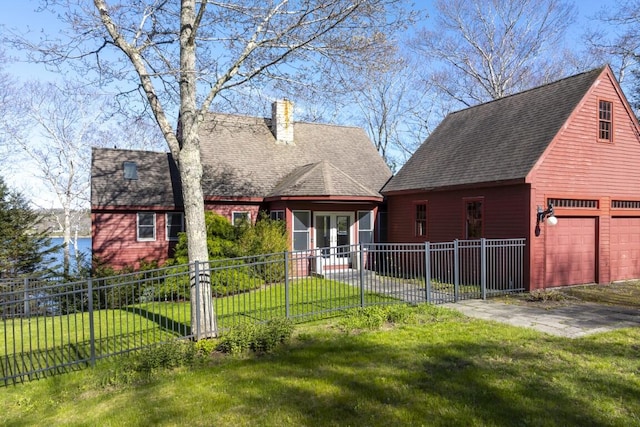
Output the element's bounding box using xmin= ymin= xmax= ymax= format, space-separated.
xmin=2 ymin=304 xmax=639 ymax=426
xmin=1 ymin=277 xmax=394 ymax=382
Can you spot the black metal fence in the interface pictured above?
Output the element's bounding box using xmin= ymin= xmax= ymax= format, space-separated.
xmin=1 ymin=238 xmax=525 ymax=385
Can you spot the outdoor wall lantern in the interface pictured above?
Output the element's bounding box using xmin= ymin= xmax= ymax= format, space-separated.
xmin=535 ymin=202 xmax=558 ymax=236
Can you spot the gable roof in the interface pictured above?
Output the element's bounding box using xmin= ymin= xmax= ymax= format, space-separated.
xmin=198 ymin=114 xmax=391 ymax=200
xmin=92 ymin=148 xmax=183 ymax=208
xmin=92 ymin=112 xmax=391 ymax=207
xmin=267 ymin=160 xmax=382 ymax=199
xmin=382 ymin=66 xmax=607 ymax=194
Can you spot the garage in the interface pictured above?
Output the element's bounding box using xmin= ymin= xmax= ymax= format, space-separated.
xmin=610 ymin=217 xmax=640 ymax=282
xmin=545 ymin=217 xmax=597 ymax=287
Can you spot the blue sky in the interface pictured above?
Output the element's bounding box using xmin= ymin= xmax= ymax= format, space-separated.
xmin=0 ymin=0 xmax=616 ymax=208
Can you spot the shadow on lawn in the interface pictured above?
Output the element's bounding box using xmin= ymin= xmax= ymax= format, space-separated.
xmin=198 ymin=327 xmax=640 ymax=426
xmin=123 ymin=306 xmax=191 ymax=336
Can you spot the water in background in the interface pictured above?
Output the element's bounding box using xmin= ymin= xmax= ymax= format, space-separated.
xmin=49 ymin=237 xmax=92 ymax=273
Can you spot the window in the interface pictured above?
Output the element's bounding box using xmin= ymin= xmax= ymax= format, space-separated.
xmin=232 ymin=211 xmax=251 ymax=226
xmin=123 ymin=161 xmax=138 ymax=180
xmin=415 ymin=203 xmax=427 ymax=237
xmin=137 ymin=212 xmax=156 ymax=241
xmin=358 ymin=211 xmax=374 ymax=245
xmin=598 ymin=100 xmax=612 ymax=142
xmin=270 ymin=210 xmax=285 ymax=221
xmin=292 ymin=211 xmax=310 ymax=251
xmin=465 ymin=200 xmax=483 ymax=239
xmin=166 ymin=212 xmax=184 ymax=241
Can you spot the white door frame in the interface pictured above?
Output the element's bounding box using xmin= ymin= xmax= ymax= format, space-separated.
xmin=314 ymin=212 xmax=354 ymax=269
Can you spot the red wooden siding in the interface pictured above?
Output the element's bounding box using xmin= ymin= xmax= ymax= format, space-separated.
xmin=92 ymin=211 xmax=176 ymax=269
xmin=386 ymin=185 xmax=530 ymax=244
xmin=530 ymin=70 xmax=640 ymax=288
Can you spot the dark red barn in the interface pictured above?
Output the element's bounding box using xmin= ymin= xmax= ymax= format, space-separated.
xmin=382 ymin=66 xmax=640 ymax=290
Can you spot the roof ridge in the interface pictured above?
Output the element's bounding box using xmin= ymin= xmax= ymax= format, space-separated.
xmin=449 ymin=66 xmax=606 ymax=116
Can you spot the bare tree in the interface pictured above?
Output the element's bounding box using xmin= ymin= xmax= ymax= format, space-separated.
xmin=6 ymin=79 xmax=163 ymax=277
xmin=12 ymin=0 xmax=408 ymax=338
xmin=584 ymin=1 xmax=640 ymax=110
xmin=414 ymin=0 xmax=577 ymax=107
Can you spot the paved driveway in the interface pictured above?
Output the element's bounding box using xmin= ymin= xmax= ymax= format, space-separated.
xmin=444 ymin=299 xmax=640 ymax=338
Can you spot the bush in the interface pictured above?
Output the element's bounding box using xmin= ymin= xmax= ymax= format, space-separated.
xmin=134 ymin=340 xmax=196 ymax=374
xmin=217 ymin=318 xmax=294 ymax=355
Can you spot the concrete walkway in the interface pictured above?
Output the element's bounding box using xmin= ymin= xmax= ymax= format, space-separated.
xmin=443 ymin=299 xmax=640 ymax=338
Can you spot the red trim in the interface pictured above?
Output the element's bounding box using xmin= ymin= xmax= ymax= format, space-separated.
xmin=382 ymin=178 xmax=525 ymax=196
xmin=264 ymin=195 xmax=383 ymax=202
xmin=204 ymin=196 xmax=264 ymax=203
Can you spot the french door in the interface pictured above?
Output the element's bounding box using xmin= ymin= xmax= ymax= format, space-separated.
xmin=314 ymin=212 xmax=353 ymax=266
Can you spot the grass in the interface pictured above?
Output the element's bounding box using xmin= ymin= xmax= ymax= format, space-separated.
xmin=1 ymin=304 xmax=639 ymax=426
xmin=1 ymin=277 xmax=396 ymax=382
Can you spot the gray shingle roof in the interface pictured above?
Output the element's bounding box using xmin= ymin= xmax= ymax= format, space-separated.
xmin=382 ymin=67 xmax=606 ymax=194
xmin=92 ymin=113 xmax=391 ymax=207
xmin=199 ymin=114 xmax=391 ymax=199
xmin=92 ymin=149 xmax=183 ymax=207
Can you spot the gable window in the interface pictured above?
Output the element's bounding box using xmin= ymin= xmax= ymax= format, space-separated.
xmin=166 ymin=212 xmax=184 ymax=241
xmin=465 ymin=199 xmax=483 ymax=239
xmin=415 ymin=203 xmax=427 ymax=237
xmin=270 ymin=210 xmax=285 ymax=221
xmin=232 ymin=211 xmax=251 ymax=226
xmin=137 ymin=212 xmax=156 ymax=241
xmin=123 ymin=161 xmax=138 ymax=180
xmin=358 ymin=211 xmax=374 ymax=245
xmin=292 ymin=211 xmax=310 ymax=251
xmin=598 ymin=100 xmax=612 ymax=142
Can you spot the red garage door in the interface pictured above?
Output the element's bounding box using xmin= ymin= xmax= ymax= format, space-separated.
xmin=611 ymin=217 xmax=640 ymax=282
xmin=545 ymin=217 xmax=596 ymax=287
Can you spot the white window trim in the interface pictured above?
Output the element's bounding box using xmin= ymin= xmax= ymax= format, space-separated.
xmin=137 ymin=212 xmax=156 ymax=242
xmin=232 ymin=211 xmax=251 ymax=226
xmin=165 ymin=212 xmax=184 ymax=241
xmin=270 ymin=210 xmax=285 ymax=221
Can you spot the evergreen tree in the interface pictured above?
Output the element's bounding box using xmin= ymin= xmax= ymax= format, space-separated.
xmin=0 ymin=177 xmax=56 ymax=277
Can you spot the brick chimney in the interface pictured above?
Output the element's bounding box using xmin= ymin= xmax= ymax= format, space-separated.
xmin=271 ymin=99 xmax=294 ymax=145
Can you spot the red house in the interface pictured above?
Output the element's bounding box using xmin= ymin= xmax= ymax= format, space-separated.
xmin=382 ymin=66 xmax=640 ymax=290
xmin=91 ymin=100 xmax=392 ymax=269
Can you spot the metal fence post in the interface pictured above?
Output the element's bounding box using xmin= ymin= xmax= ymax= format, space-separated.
xmin=284 ymin=250 xmax=290 ymax=319
xmin=359 ymin=243 xmax=365 ymax=308
xmin=87 ymin=278 xmax=95 ymax=367
xmin=425 ymin=241 xmax=431 ymax=304
xmin=23 ymin=277 xmax=29 ymax=317
xmin=194 ymin=261 xmax=201 ymax=340
xmin=454 ymin=239 xmax=459 ymax=302
xmin=481 ymin=238 xmax=487 ymax=300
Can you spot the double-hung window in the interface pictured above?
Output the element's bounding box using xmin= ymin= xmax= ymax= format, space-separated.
xmin=598 ymin=100 xmax=613 ymax=142
xmin=137 ymin=212 xmax=156 ymax=241
xmin=166 ymin=212 xmax=184 ymax=241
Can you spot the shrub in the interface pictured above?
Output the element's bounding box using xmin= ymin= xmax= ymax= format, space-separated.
xmin=134 ymin=340 xmax=196 ymax=374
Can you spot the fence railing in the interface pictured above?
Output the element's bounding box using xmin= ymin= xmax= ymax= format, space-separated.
xmin=1 ymin=238 xmax=525 ymax=385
